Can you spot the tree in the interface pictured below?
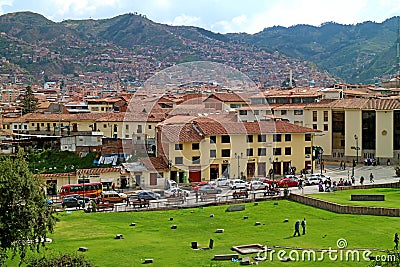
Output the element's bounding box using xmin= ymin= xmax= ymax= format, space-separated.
xmin=0 ymin=150 xmax=56 ymax=265
xmin=20 ymin=85 xmax=39 ymax=115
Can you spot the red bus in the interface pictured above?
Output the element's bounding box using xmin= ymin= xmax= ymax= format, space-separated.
xmin=60 ymin=182 xmax=103 ymax=198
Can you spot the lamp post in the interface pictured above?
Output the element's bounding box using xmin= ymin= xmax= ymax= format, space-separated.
xmin=352 ymin=134 xmax=359 ymax=178
xmin=320 ymin=148 xmax=324 ymax=175
xmin=65 ymin=165 xmax=74 ymax=184
xmin=269 ymin=157 xmax=276 ymax=187
xmin=235 ymin=152 xmax=243 ymax=180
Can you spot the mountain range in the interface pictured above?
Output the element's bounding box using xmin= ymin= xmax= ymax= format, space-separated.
xmin=0 ymin=11 xmax=399 ymax=86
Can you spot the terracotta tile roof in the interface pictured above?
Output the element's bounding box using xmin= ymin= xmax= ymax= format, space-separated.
xmin=205 ymin=93 xmax=251 ymax=103
xmin=160 ymin=123 xmax=204 ymax=142
xmin=194 ymin=118 xmax=319 ymax=135
xmin=140 ymin=157 xmax=169 ymax=171
xmin=264 ymin=87 xmax=323 ymax=98
xmin=305 ymin=98 xmax=400 ymax=110
xmin=77 ymin=168 xmax=121 ymax=174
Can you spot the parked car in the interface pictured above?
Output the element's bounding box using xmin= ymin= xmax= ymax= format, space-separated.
xmin=192 ymin=181 xmax=210 ymax=192
xmin=61 ymin=195 xmax=90 ymax=208
xmin=277 ymin=178 xmax=299 ymax=188
xmin=214 ymin=177 xmax=231 ymax=187
xmin=198 ymin=185 xmax=222 ymax=194
xmin=164 ymin=188 xmax=190 ymax=198
xmin=229 ymin=179 xmax=247 ymax=189
xmin=138 ymin=191 xmax=161 ymax=200
xmin=246 ymin=180 xmax=266 ymax=191
xmin=101 ymin=191 xmax=127 ymax=203
xmin=306 ymin=173 xmax=331 ymax=185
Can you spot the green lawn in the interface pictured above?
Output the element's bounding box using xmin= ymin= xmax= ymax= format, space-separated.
xmin=8 ymin=200 xmax=399 ymax=266
xmin=309 ymin=188 xmax=400 ymax=208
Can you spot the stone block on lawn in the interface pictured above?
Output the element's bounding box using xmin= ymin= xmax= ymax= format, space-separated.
xmin=78 ymin=247 xmax=88 ymax=252
xmin=115 ymin=234 xmax=124 ymax=239
xmin=226 ymin=205 xmax=245 ymax=212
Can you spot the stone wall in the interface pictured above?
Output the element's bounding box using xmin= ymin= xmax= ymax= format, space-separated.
xmin=289 ymin=181 xmax=400 ymax=217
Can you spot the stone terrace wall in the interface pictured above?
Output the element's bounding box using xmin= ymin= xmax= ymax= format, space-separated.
xmin=289 ymin=181 xmax=400 ymax=217
xmin=332 ymin=181 xmax=400 ymax=191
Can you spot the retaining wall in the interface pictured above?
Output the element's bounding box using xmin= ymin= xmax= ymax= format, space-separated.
xmin=289 ymin=181 xmax=400 ymax=217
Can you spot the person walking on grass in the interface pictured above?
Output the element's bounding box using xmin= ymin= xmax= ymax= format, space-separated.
xmin=394 ymin=233 xmax=399 ymax=250
xmin=294 ymin=220 xmax=301 ymax=237
xmin=301 ymin=218 xmax=306 ymax=235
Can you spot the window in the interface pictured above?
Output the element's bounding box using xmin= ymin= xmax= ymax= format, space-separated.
xmin=285 ymin=134 xmax=291 ymax=142
xmin=313 ymin=124 xmax=317 ymax=130
xmin=192 ymin=156 xmax=200 ymax=164
xmin=324 ymin=124 xmax=328 ymax=131
xmin=246 ymin=135 xmax=253 ymax=143
xmin=175 ymin=144 xmax=183 ymax=150
xmin=258 ymin=148 xmax=266 ymax=156
xmin=210 ymin=150 xmax=216 ymax=158
xmin=273 ymin=134 xmax=282 ymax=142
xmin=175 ymin=157 xmax=183 ymax=164
xmin=91 ymin=107 xmax=99 ymax=111
xmin=258 ymin=135 xmax=266 ymax=142
xmin=137 ymin=125 xmax=142 ymax=133
xmin=125 ymin=134 xmax=129 ymax=138
xmin=101 ymin=107 xmax=105 ymax=111
xmin=125 ymin=124 xmax=129 ymax=130
xmin=210 ymin=136 xmax=216 ymax=144
xmin=273 ymin=148 xmax=282 ymax=155
xmin=324 ymin=111 xmax=328 ymax=122
xmin=305 ymin=134 xmax=311 ymax=141
xmin=148 ymin=125 xmax=152 ymax=129
xmin=239 ymin=110 xmax=247 ymax=115
xmin=285 ymin=147 xmax=291 ymax=155
xmin=221 ymin=135 xmax=230 ymax=143
xmin=305 ymin=147 xmax=311 ymax=154
xmin=221 ymin=149 xmax=231 ymax=157
xmin=254 ymin=110 xmax=259 ymax=115
xmin=246 ymin=148 xmax=253 ymax=156
xmin=294 ymin=110 xmax=303 ymax=115
xmin=230 ymin=104 xmax=240 ymax=108
xmin=281 ymin=110 xmax=287 ymax=115
xmin=103 ymin=124 xmax=107 ymax=128
xmin=192 ymin=143 xmax=199 ymax=150
xmin=313 ymin=111 xmax=317 ymax=122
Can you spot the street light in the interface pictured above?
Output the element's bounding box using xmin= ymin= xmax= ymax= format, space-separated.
xmin=234 ymin=152 xmax=243 ymax=180
xmin=65 ymin=165 xmax=75 ymax=184
xmin=352 ymin=134 xmax=359 ymax=178
xmin=269 ymin=157 xmax=277 ymax=187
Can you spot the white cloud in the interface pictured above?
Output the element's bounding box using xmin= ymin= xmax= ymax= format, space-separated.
xmin=232 ymin=14 xmax=247 ymax=25
xmin=171 ymin=14 xmax=201 ymax=27
xmin=0 ymin=0 xmax=13 ymax=14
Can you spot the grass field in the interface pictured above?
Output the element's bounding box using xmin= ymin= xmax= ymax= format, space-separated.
xmin=309 ymin=188 xmax=400 ymax=208
xmin=8 ymin=200 xmax=399 ymax=266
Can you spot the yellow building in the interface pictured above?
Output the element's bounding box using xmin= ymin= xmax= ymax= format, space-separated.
xmin=157 ymin=114 xmax=319 ymax=183
xmin=304 ymin=98 xmax=400 ymax=164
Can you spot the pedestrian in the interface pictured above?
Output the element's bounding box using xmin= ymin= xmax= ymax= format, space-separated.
xmin=369 ymin=173 xmax=374 ymax=183
xmin=360 ymin=176 xmax=364 ymax=185
xmin=339 ymin=161 xmax=343 ymax=170
xmin=351 ymin=175 xmax=355 ymax=185
xmin=294 ymin=220 xmax=301 ymax=237
xmin=395 ymin=233 xmax=399 ymax=250
xmin=298 ymin=179 xmax=303 ymax=190
xmin=301 ymin=218 xmax=306 ymax=235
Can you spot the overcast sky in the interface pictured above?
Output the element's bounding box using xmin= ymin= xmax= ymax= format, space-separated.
xmin=0 ymin=0 xmax=399 ymax=34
